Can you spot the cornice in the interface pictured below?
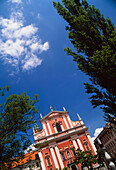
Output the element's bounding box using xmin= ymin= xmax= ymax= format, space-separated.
xmin=35 ymin=126 xmax=88 ymax=145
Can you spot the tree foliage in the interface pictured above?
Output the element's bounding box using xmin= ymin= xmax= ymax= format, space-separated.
xmin=0 ymin=86 xmax=39 ymax=169
xmin=74 ymin=149 xmax=104 ymax=170
xmin=53 ymin=0 xmax=116 ymax=123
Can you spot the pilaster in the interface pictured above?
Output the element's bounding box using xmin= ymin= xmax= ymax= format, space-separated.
xmin=86 ymin=133 xmax=97 ymax=154
xmin=50 ymin=147 xmax=59 ymax=169
xmin=55 ymin=145 xmax=64 ymax=169
xmin=38 ymin=151 xmax=46 ymax=170
xmin=77 ymin=138 xmax=84 ymax=151
xmin=63 ymin=116 xmax=69 ymax=129
xmin=67 ymin=115 xmax=73 ymax=128
xmin=47 ymin=121 xmax=52 ymax=135
xmin=43 ymin=122 xmax=48 ymax=136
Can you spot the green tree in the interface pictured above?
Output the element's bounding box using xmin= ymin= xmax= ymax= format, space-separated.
xmin=53 ymin=0 xmax=116 ymax=123
xmin=74 ymin=149 xmax=98 ymax=170
xmin=0 ymin=86 xmax=39 ymax=169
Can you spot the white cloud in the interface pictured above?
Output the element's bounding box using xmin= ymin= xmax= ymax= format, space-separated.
xmin=92 ymin=127 xmax=103 ymax=142
xmin=10 ymin=0 xmax=22 ymax=4
xmin=0 ymin=39 xmax=25 ymax=57
xmin=22 ymin=54 xmax=42 ymax=71
xmin=0 ymin=4 xmax=49 ymax=74
xmin=30 ymin=41 xmax=49 ymax=53
xmin=37 ymin=13 xmax=40 ymax=19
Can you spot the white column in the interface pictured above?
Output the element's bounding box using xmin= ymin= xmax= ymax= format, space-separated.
xmin=67 ymin=115 xmax=73 ymax=128
xmin=72 ymin=140 xmax=78 ymax=150
xmin=61 ymin=124 xmax=64 ymax=131
xmin=43 ymin=122 xmax=48 ymax=136
xmin=50 ymin=147 xmax=59 ymax=169
xmin=54 ymin=126 xmax=57 ymax=133
xmin=38 ymin=151 xmax=46 ymax=170
xmin=87 ymin=134 xmax=97 ymax=154
xmin=77 ymin=138 xmax=84 ymax=151
xmin=55 ymin=145 xmax=64 ymax=169
xmin=63 ymin=116 xmax=69 ymax=129
xmin=47 ymin=121 xmax=52 ymax=135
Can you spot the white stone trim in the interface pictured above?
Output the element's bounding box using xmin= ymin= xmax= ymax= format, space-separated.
xmin=55 ymin=146 xmax=64 ymax=169
xmin=63 ymin=116 xmax=69 ymax=129
xmin=67 ymin=115 xmax=73 ymax=128
xmin=54 ymin=126 xmax=57 ymax=133
xmin=77 ymin=138 xmax=84 ymax=151
xmin=47 ymin=121 xmax=52 ymax=135
xmin=50 ymin=147 xmax=59 ymax=169
xmin=38 ymin=151 xmax=46 ymax=170
xmin=87 ymin=134 xmax=97 ymax=154
xmin=43 ymin=122 xmax=48 ymax=136
xmin=61 ymin=124 xmax=64 ymax=131
xmin=72 ymin=140 xmax=78 ymax=150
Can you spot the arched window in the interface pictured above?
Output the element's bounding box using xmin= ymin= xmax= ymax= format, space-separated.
xmin=67 ymin=150 xmax=71 ymax=158
xmin=72 ymin=148 xmax=76 ymax=156
xmin=46 ymin=157 xmax=51 ymax=166
xmin=56 ymin=123 xmax=62 ymax=132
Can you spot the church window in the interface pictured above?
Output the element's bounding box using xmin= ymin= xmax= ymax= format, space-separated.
xmin=67 ymin=150 xmax=71 ymax=158
xmin=56 ymin=122 xmax=62 ymax=132
xmin=35 ymin=154 xmax=39 ymax=160
xmin=46 ymin=157 xmax=51 ymax=166
xmin=61 ymin=152 xmax=66 ymax=161
xmin=83 ymin=141 xmax=90 ymax=151
xmin=72 ymin=148 xmax=76 ymax=156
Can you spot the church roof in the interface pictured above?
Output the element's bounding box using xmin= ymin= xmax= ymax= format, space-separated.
xmin=10 ymin=151 xmax=39 ymax=169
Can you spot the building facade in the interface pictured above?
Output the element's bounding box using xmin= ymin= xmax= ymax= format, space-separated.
xmin=12 ymin=151 xmax=41 ymax=170
xmin=94 ymin=123 xmax=116 ymax=162
xmin=33 ymin=107 xmax=97 ymax=170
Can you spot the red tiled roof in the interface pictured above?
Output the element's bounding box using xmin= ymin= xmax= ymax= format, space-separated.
xmin=12 ymin=150 xmax=38 ymax=168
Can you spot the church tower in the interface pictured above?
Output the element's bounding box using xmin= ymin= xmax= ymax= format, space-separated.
xmin=33 ymin=107 xmax=96 ymax=170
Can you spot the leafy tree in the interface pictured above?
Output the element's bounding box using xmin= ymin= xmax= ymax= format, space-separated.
xmin=74 ymin=149 xmax=98 ymax=170
xmin=53 ymin=0 xmax=116 ymax=123
xmin=0 ymin=86 xmax=39 ymax=169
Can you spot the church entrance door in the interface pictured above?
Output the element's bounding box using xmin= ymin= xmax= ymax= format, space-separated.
xmin=71 ymin=164 xmax=78 ymax=170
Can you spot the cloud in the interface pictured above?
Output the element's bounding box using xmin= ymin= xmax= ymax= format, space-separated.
xmin=0 ymin=3 xmax=49 ymax=74
xmin=30 ymin=41 xmax=49 ymax=53
xmin=10 ymin=0 xmax=22 ymax=4
xmin=22 ymin=54 xmax=42 ymax=71
xmin=92 ymin=127 xmax=103 ymax=142
xmin=37 ymin=13 xmax=40 ymax=19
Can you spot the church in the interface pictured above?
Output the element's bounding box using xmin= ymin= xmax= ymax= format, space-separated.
xmin=33 ymin=107 xmax=96 ymax=170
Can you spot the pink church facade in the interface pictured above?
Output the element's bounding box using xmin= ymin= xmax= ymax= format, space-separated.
xmin=33 ymin=108 xmax=96 ymax=170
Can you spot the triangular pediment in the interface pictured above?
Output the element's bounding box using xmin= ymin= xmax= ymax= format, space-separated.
xmin=40 ymin=111 xmax=68 ymax=122
xmin=47 ymin=112 xmax=60 ymax=118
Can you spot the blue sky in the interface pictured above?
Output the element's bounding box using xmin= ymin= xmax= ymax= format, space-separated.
xmin=0 ymin=0 xmax=116 ymax=142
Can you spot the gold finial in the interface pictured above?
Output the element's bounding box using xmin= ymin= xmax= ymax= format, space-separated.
xmin=50 ymin=106 xmax=53 ymax=111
